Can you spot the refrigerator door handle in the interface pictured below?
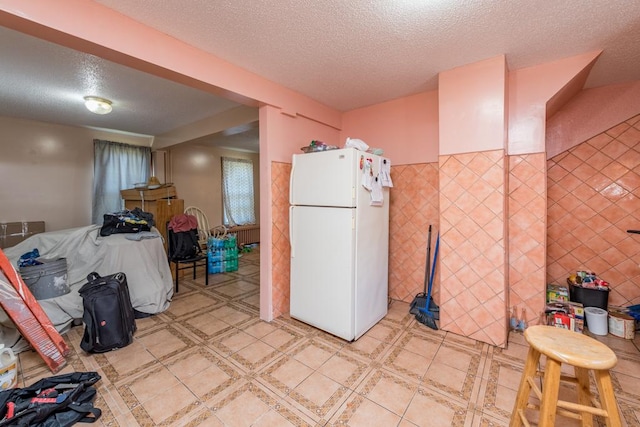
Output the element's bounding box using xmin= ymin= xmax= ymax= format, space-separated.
xmin=289 ymin=205 xmax=295 ymax=258
xmin=289 ymin=161 xmax=295 ymax=204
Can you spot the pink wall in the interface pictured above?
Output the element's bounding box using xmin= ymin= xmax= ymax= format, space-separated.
xmin=388 ymin=163 xmax=439 ymax=302
xmin=508 ymin=153 xmax=547 ymax=328
xmin=547 ymin=114 xmax=640 ymax=307
xmin=508 ymin=51 xmax=600 ymax=155
xmin=504 ymin=52 xmax=600 ymax=329
xmin=270 ymin=162 xmax=292 ymax=319
xmin=439 ymin=56 xmax=508 ymax=155
xmin=546 ymin=81 xmax=640 ymax=158
xmin=439 ymin=150 xmax=508 ymax=347
xmin=258 ymin=105 xmax=341 ymax=320
xmin=270 ymin=112 xmax=341 ymax=163
xmin=438 ymin=57 xmax=509 ymax=347
xmin=341 ymin=91 xmax=439 ymax=165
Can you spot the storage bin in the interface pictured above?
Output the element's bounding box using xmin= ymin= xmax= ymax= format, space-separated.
xmin=584 ymin=307 xmax=608 ymax=335
xmin=569 ymin=284 xmax=609 ymax=310
xmin=19 ymin=258 xmax=69 ymax=300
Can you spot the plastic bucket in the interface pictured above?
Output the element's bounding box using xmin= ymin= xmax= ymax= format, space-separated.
xmin=585 ymin=307 xmax=608 ymax=336
xmin=19 ymin=258 xmax=69 ymax=300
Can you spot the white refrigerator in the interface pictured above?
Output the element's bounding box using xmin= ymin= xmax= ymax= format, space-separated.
xmin=289 ymin=147 xmax=390 ymax=341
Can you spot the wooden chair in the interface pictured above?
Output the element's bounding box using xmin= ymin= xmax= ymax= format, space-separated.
xmin=184 ymin=206 xmax=211 ymax=249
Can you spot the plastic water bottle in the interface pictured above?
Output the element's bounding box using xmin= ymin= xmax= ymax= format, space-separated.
xmin=0 ymin=344 xmax=17 ymax=389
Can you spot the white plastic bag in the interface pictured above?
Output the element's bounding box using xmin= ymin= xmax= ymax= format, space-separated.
xmin=345 ymin=137 xmax=369 ymax=151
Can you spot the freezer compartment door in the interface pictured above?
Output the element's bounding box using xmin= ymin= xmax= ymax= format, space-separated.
xmin=290 ymin=148 xmax=357 ymax=207
xmin=290 ymin=206 xmax=355 ymax=340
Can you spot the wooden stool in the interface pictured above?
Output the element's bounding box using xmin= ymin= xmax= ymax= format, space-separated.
xmin=510 ymin=325 xmax=621 ymax=427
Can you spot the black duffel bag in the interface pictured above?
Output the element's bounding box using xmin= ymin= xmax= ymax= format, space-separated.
xmin=0 ymin=371 xmax=101 ymax=426
xmin=99 ymin=209 xmax=152 ymax=237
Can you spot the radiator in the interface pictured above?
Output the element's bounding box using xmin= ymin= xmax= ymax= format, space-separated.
xmin=228 ymin=225 xmax=260 ymax=246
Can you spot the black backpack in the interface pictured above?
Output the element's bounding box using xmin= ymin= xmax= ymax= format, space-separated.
xmin=169 ymin=228 xmax=201 ymax=260
xmin=0 ymin=371 xmax=101 ymax=426
xmin=78 ymin=272 xmax=136 ymax=353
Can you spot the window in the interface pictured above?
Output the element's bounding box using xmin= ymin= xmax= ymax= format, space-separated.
xmin=221 ymin=157 xmax=255 ymax=226
xmin=92 ymin=139 xmax=151 ymax=224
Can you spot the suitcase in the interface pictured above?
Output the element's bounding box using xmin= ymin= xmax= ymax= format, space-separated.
xmin=78 ymin=272 xmax=136 ymax=353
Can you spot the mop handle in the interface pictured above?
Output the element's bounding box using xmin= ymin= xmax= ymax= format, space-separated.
xmin=428 ymin=232 xmax=440 ymax=292
xmin=424 ymin=225 xmax=432 ymax=293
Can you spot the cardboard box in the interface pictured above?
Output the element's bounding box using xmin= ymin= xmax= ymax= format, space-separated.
xmin=608 ymin=311 xmax=635 ymax=339
xmin=547 ymin=283 xmax=569 ymax=302
xmin=546 ymin=301 xmax=584 ymax=333
xmin=550 ymin=312 xmax=573 ymax=330
xmin=0 ymin=221 xmax=45 ymax=249
xmin=120 ymin=185 xmax=176 ymax=201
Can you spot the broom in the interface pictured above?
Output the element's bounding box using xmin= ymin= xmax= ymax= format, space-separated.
xmin=416 ymin=232 xmax=439 ymax=330
xmin=410 ymin=225 xmax=431 ymax=315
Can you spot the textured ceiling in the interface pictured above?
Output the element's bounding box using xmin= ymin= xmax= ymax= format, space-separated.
xmin=0 ymin=0 xmax=639 ymax=149
xmin=0 ymin=26 xmax=241 ymax=137
xmin=96 ymin=0 xmax=640 ymax=111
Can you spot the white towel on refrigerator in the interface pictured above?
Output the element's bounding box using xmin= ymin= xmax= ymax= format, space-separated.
xmin=370 ymin=177 xmax=384 ymax=206
xmin=379 ymin=158 xmax=393 ymax=188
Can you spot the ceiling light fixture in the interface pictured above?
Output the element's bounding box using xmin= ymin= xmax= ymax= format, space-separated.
xmin=84 ymin=96 xmax=113 ymax=115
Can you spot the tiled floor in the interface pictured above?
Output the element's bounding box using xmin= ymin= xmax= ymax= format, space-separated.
xmin=16 ymin=248 xmax=640 ymax=426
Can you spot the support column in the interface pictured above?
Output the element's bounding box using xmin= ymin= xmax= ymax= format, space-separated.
xmin=438 ymin=56 xmax=509 ymax=347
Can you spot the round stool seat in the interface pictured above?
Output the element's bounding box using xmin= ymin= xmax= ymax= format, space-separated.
xmin=524 ymin=325 xmax=617 ymax=370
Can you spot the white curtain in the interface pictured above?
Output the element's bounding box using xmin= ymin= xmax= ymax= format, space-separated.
xmin=92 ymin=139 xmax=151 ymax=224
xmin=221 ymin=157 xmax=256 ymax=226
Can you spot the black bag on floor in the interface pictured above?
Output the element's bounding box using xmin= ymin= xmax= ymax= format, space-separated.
xmin=0 ymin=371 xmax=101 ymax=426
xmin=78 ymin=272 xmax=136 ymax=353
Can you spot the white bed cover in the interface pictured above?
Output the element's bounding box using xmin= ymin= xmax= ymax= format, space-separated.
xmin=2 ymin=225 xmax=173 ymax=332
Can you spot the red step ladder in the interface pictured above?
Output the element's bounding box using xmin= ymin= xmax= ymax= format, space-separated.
xmin=0 ymin=249 xmax=68 ymax=373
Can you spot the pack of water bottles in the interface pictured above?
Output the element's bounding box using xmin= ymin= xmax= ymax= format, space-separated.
xmin=207 ymin=234 xmax=238 ymax=273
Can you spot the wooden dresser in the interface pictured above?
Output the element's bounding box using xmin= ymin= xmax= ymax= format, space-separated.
xmin=120 ymin=185 xmax=184 ymax=250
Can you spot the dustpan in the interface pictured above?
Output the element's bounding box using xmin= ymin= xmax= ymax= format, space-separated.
xmin=416 ymin=232 xmax=440 ymax=330
xmin=410 ymin=225 xmax=439 ymax=316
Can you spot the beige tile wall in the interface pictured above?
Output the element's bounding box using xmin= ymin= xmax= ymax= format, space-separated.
xmin=388 ymin=163 xmax=440 ymax=302
xmin=271 ymin=162 xmax=292 ymax=318
xmin=438 ymin=150 xmax=508 ymax=348
xmin=271 ymin=119 xmax=640 ymax=343
xmin=271 ymin=161 xmax=442 ymax=316
xmin=508 ymin=153 xmax=547 ymax=327
xmin=547 ymin=114 xmax=640 ymax=307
